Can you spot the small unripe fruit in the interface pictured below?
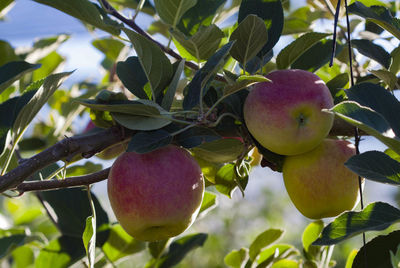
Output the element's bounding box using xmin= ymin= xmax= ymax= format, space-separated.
xmin=244 ymin=69 xmax=334 ymax=156
xmin=282 ymin=139 xmax=361 ymax=219
xmin=108 ymin=145 xmax=204 ymax=241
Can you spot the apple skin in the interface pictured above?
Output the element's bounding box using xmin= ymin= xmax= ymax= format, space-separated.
xmin=84 ymin=121 xmax=128 ymax=160
xmin=243 ymin=69 xmax=334 ymax=156
xmin=108 ymin=145 xmax=204 ymax=241
xmin=282 ymin=139 xmax=361 ymax=219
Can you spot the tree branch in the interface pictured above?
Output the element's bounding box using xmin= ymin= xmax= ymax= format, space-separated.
xmin=15 ymin=168 xmax=110 ymax=194
xmin=0 ymin=126 xmax=132 ymax=193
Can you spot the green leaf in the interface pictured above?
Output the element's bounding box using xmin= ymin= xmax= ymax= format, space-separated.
xmin=348 ymin=2 xmax=400 ymax=40
xmin=390 ymin=46 xmax=400 ymax=75
xmin=345 ymin=249 xmax=358 ymax=268
xmin=0 ymin=228 xmax=42 ymax=259
xmin=0 ymin=61 xmax=41 ymax=94
xmin=116 ymin=56 xmax=149 ymax=99
xmin=276 ymin=32 xmax=331 ymax=69
xmin=149 ymin=239 xmax=170 ymax=259
xmin=183 ymin=41 xmax=234 ymax=110
xmin=12 ymin=72 xmax=72 ymax=142
xmin=177 ymin=126 xmax=220 ymax=148
xmin=224 ymin=248 xmax=249 ymax=268
xmin=38 ymin=188 xmax=109 ymax=240
xmin=154 ymin=233 xmax=208 ymax=268
xmin=257 ymin=244 xmax=298 ymax=267
xmin=11 ymin=246 xmax=35 ymax=268
xmin=33 ymin=0 xmax=121 ymax=35
xmin=0 ymin=40 xmax=18 ymax=67
xmin=127 ymin=129 xmax=172 ymax=153
xmin=102 ymin=224 xmax=145 ymax=262
xmin=345 ymin=150 xmax=400 ymax=185
xmin=66 ymin=162 xmax=102 ymax=177
xmin=32 ymin=52 xmax=65 ymax=81
xmin=351 ymin=39 xmax=391 ymax=69
xmin=229 ymin=14 xmax=268 ymax=67
xmin=331 ymin=101 xmax=400 ymax=155
xmin=352 ymin=230 xmax=400 ymax=268
xmin=249 ymin=229 xmax=284 ymax=261
xmin=112 ymin=112 xmax=171 ymax=131
xmin=346 ymin=82 xmax=400 ymax=137
xmin=26 ymin=34 xmax=69 ymax=63
xmin=198 ymin=191 xmax=218 ymax=218
xmin=35 ymin=235 xmax=86 ymax=268
xmin=172 ymin=24 xmax=224 ymax=62
xmin=238 ymin=0 xmax=283 ymax=57
xmin=326 ymin=73 xmax=348 ymax=104
xmin=222 ymin=76 xmax=269 ymax=101
xmin=271 ymin=259 xmax=298 ymax=268
xmin=176 ymin=0 xmax=226 ymax=36
xmin=291 ymin=40 xmax=343 ymax=72
xmin=0 ymin=90 xmax=36 ymax=156
xmin=313 ymin=202 xmax=400 ymax=245
xmin=214 ymin=163 xmax=244 ymax=197
xmin=192 ymin=138 xmax=243 ymax=163
xmin=123 ymin=28 xmax=173 ymax=101
xmin=82 ymin=216 xmax=95 ymax=268
xmin=370 ymin=69 xmax=398 ymax=90
xmin=154 ymin=0 xmax=197 ymax=28
xmin=161 ymin=60 xmax=185 ymax=111
xmin=92 ymin=38 xmax=125 ymax=61
xmin=391 ymin=245 xmax=400 ymax=268
xmin=77 ymin=99 xmax=161 ymax=115
xmin=302 ymin=220 xmax=324 ymax=252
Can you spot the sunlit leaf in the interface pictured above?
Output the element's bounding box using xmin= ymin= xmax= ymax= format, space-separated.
xmin=198 ymin=191 xmax=218 ymax=218
xmin=249 ymin=229 xmax=284 ymax=261
xmin=102 ymin=224 xmax=145 ymax=262
xmin=224 ymin=248 xmax=249 ymax=268
xmin=302 ymin=220 xmax=324 ymax=252
xmin=313 ymin=202 xmax=400 ymax=245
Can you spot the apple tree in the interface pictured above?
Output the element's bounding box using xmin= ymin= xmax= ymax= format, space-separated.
xmin=0 ymin=0 xmax=400 ymax=267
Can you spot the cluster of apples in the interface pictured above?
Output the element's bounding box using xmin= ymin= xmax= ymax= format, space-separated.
xmin=244 ymin=69 xmax=361 ymax=219
xmin=103 ymin=69 xmax=361 ymax=242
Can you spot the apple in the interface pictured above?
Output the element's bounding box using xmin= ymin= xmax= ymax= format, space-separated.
xmin=282 ymin=139 xmax=362 ymax=219
xmin=243 ymin=69 xmax=334 ymax=156
xmin=108 ymin=145 xmax=205 ymax=241
xmin=84 ymin=121 xmax=128 ymax=160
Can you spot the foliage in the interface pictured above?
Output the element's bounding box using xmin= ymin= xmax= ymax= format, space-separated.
xmin=0 ymin=0 xmax=399 ymax=267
